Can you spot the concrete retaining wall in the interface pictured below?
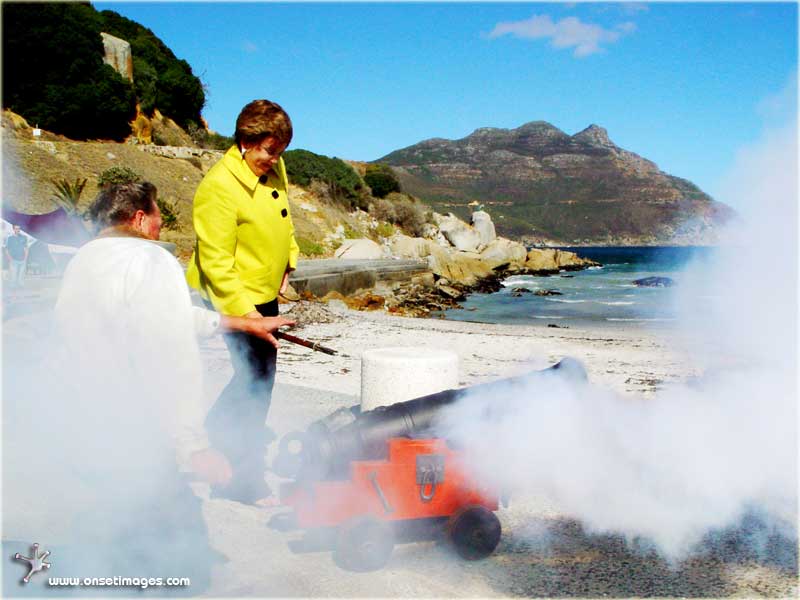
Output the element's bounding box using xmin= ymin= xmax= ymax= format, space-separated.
xmin=289 ymin=258 xmax=429 ymax=297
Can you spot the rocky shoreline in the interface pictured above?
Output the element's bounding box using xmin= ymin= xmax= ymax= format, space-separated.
xmin=291 ymin=210 xmax=600 ymax=317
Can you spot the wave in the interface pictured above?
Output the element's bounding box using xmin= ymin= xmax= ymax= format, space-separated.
xmin=533 ymin=315 xmax=565 ymax=319
xmin=501 ymin=275 xmax=537 ymax=287
xmin=588 ymin=266 xmax=604 ymax=270
xmin=597 ymin=301 xmax=635 ymax=306
xmin=606 ymin=317 xmax=677 ymax=322
xmin=545 ymin=298 xmax=586 ymax=303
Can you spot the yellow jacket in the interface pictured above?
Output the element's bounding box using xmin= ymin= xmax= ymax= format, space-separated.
xmin=186 ymin=146 xmax=300 ymax=316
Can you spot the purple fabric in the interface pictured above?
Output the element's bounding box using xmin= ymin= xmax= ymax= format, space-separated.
xmin=2 ymin=207 xmax=91 ymax=247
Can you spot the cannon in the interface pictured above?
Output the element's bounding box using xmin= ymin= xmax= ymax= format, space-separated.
xmin=271 ymin=358 xmax=587 ymax=571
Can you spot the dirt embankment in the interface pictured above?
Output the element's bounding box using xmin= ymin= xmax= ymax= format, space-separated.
xmin=3 ymin=111 xmax=370 ymax=262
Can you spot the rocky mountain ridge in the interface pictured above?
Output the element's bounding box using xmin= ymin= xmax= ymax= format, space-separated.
xmin=379 ymin=121 xmax=733 ymax=246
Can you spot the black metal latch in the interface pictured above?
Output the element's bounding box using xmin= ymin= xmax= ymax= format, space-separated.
xmin=416 ymin=454 xmax=445 ymax=502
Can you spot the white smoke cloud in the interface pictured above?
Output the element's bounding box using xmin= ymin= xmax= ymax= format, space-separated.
xmin=437 ymin=98 xmax=798 ymax=560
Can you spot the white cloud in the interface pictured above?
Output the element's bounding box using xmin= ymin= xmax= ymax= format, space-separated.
xmin=489 ymin=14 xmax=635 ymax=58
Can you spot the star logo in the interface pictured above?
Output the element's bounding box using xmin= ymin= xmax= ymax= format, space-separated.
xmin=13 ymin=543 xmax=51 ymax=583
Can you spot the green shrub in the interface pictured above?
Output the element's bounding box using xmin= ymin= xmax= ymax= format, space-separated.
xmin=343 ymin=224 xmax=361 ymax=239
xmin=97 ymin=166 xmax=142 ymax=188
xmin=369 ymin=193 xmax=429 ymax=237
xmin=187 ymin=122 xmax=233 ymax=151
xmin=374 ymin=222 xmax=395 ymax=238
xmin=296 ymin=236 xmax=324 ymax=256
xmin=370 ymin=197 xmax=396 ymax=223
xmin=156 ymin=197 xmax=179 ymax=230
xmin=364 ymin=163 xmax=401 ymax=198
xmin=284 ymin=149 xmax=365 ymax=210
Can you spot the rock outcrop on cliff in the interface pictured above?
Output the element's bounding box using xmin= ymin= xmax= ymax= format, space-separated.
xmin=378 ymin=121 xmax=734 ymax=246
xmin=100 ymin=32 xmax=133 ymax=82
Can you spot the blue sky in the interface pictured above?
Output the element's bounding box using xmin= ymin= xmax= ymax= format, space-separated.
xmin=93 ymin=2 xmax=797 ymax=205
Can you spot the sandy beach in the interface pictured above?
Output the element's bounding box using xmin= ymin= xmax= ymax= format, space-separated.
xmin=193 ymin=301 xmax=796 ymax=598
xmin=2 ymin=280 xmax=796 ymax=598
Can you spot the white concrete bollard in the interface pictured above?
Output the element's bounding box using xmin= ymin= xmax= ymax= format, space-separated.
xmin=360 ymin=347 xmax=459 ymax=411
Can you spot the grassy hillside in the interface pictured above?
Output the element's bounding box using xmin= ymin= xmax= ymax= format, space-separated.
xmin=2 ymin=112 xmax=402 ymax=262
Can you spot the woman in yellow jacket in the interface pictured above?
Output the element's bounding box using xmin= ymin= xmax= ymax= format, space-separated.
xmin=187 ymin=99 xmax=299 ymax=505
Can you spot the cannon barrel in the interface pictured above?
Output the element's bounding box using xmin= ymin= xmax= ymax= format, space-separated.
xmin=273 ymin=358 xmax=587 ymax=481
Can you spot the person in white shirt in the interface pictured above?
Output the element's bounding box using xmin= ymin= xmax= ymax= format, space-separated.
xmin=47 ymin=181 xmax=295 ymax=594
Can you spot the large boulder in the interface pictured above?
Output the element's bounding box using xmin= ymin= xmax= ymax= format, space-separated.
xmin=524 ymin=248 xmax=595 ymax=271
xmin=471 ymin=210 xmax=497 ymax=245
xmin=390 ymin=234 xmax=449 ymax=263
xmin=334 ymin=238 xmax=384 ymax=259
xmin=390 ymin=234 xmax=428 ymax=259
xmin=438 ymin=214 xmax=482 ymax=252
xmin=430 ymin=251 xmax=493 ymax=286
xmin=390 ymin=234 xmax=491 ymax=285
xmin=634 ymin=276 xmax=674 ymax=287
xmin=480 ymin=238 xmax=527 ymax=268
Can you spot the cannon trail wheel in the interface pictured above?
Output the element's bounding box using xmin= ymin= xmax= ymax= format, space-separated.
xmin=446 ymin=506 xmax=501 ymax=560
xmin=333 ymin=517 xmax=394 ymax=572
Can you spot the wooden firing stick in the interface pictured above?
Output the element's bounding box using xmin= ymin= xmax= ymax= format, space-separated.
xmin=276 ymin=331 xmax=338 ymax=355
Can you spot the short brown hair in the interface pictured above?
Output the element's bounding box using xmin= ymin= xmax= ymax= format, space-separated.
xmin=88 ymin=182 xmax=158 ymax=232
xmin=234 ymin=100 xmax=293 ymax=148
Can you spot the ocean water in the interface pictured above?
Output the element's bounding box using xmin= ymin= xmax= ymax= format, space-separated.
xmin=440 ymin=246 xmax=715 ymax=327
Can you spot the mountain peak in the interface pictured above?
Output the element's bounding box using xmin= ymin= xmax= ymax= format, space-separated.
xmin=516 ymin=120 xmax=565 ymax=134
xmin=377 ymin=118 xmax=729 ymax=245
xmin=573 ymin=124 xmax=613 ymax=147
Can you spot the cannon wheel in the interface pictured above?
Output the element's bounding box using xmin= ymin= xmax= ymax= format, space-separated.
xmin=333 ymin=517 xmax=394 ymax=572
xmin=446 ymin=505 xmax=501 ymax=560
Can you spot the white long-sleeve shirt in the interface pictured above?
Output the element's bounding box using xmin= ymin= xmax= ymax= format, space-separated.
xmin=54 ymin=237 xmax=218 ymax=469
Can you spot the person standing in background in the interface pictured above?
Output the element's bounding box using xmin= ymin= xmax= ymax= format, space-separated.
xmin=4 ymin=224 xmax=29 ymax=288
xmin=187 ymin=99 xmax=300 ymax=506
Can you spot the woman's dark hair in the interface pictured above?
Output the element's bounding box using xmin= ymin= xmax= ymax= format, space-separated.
xmin=87 ymin=182 xmax=158 ymax=232
xmin=234 ymin=99 xmax=293 ymax=148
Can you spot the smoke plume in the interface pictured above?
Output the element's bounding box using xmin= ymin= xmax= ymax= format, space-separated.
xmin=437 ymin=115 xmax=798 ymax=560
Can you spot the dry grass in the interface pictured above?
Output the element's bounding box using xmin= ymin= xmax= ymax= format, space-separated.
xmin=5 ymin=126 xmax=370 ymax=261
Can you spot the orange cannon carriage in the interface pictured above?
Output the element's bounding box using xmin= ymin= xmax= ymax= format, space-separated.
xmin=270 ymin=358 xmax=587 ymax=571
xmin=276 ymin=437 xmax=502 ymax=571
